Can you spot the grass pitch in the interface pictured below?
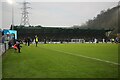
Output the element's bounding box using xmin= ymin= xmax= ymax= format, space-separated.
xmin=2 ymin=43 xmax=119 ymax=78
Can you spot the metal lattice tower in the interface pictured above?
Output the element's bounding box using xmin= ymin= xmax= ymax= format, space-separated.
xmin=20 ymin=0 xmax=31 ymax=26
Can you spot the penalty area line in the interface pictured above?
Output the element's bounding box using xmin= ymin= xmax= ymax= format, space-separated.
xmin=41 ymin=46 xmax=120 ymax=66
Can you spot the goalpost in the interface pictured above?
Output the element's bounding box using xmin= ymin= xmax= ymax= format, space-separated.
xmin=71 ymin=39 xmax=85 ymax=43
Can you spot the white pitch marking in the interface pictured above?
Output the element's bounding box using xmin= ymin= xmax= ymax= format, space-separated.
xmin=41 ymin=46 xmax=120 ymax=66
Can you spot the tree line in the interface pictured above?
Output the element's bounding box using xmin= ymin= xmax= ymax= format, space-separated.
xmin=72 ymin=5 xmax=119 ymax=35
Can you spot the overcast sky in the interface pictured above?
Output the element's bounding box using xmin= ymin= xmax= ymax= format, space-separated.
xmin=0 ymin=0 xmax=118 ymax=29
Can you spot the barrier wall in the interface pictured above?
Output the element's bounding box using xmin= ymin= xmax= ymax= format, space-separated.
xmin=0 ymin=42 xmax=8 ymax=56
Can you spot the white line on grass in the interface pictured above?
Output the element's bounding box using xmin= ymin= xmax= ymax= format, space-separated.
xmin=41 ymin=46 xmax=120 ymax=66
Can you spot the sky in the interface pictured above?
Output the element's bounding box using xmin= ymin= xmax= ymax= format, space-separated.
xmin=0 ymin=0 xmax=119 ymax=29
